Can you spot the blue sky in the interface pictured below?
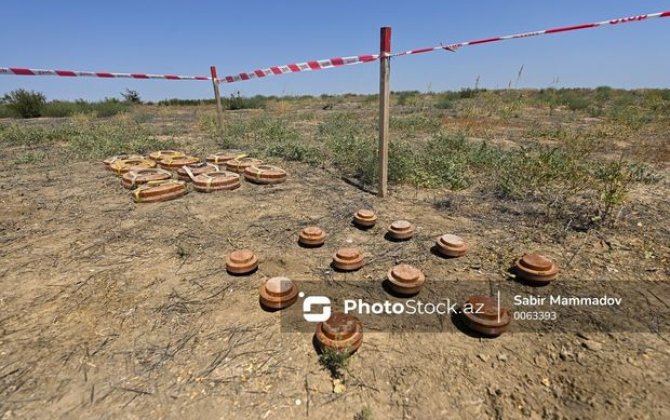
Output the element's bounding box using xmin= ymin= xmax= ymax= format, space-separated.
xmin=2 ymin=1 xmax=669 ymax=101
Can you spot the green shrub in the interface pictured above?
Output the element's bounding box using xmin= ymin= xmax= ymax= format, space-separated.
xmin=40 ymin=98 xmax=129 ymax=118
xmin=0 ymin=104 xmax=12 ymax=118
xmin=395 ymin=90 xmax=420 ymax=106
xmin=224 ymin=92 xmax=266 ymax=110
xmin=435 ymin=97 xmax=453 ymax=109
xmin=42 ymin=101 xmax=81 ymax=117
xmin=91 ymin=98 xmax=129 ymax=117
xmin=3 ymin=89 xmax=46 ymax=118
xmin=121 ymin=89 xmax=142 ymax=104
xmin=0 ymin=117 xmax=175 ymax=160
xmin=264 ymin=141 xmax=321 ymax=163
xmin=15 ymin=150 xmax=47 ymax=164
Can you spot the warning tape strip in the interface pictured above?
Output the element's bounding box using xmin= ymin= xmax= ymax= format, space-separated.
xmin=390 ymin=11 xmax=670 ymax=58
xmin=1 ymin=11 xmax=667 ymax=84
xmin=218 ymin=54 xmax=379 ymax=84
xmin=0 ymin=67 xmax=210 ymax=81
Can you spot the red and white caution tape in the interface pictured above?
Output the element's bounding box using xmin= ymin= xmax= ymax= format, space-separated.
xmin=1 ymin=11 xmax=667 ymax=84
xmin=0 ymin=67 xmax=210 ymax=81
xmin=218 ymin=54 xmax=379 ymax=84
xmin=391 ymin=11 xmax=670 ymax=58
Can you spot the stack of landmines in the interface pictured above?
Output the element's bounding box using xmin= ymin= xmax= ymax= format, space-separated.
xmin=103 ymin=150 xmax=288 ymax=203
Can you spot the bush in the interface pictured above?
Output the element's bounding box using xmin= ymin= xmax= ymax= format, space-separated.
xmin=121 ymin=89 xmax=142 ymax=104
xmin=435 ymin=97 xmax=453 ymax=109
xmin=224 ymin=92 xmax=266 ymax=110
xmin=42 ymin=101 xmax=81 ymax=118
xmin=0 ymin=104 xmax=12 ymax=118
xmin=41 ymin=98 xmax=129 ymax=118
xmin=3 ymin=89 xmax=46 ymax=118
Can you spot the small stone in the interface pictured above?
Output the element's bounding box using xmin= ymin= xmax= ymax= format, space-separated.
xmin=541 ymin=377 xmax=551 ymax=387
xmin=477 ymin=354 xmax=489 ymax=362
xmin=582 ymin=340 xmax=603 ymax=352
xmin=559 ymin=348 xmax=572 ymax=361
xmin=576 ymin=332 xmax=590 ymax=340
xmin=295 ymin=399 xmax=302 ymax=406
xmin=333 ymin=378 xmax=346 ymax=394
xmin=497 ymin=354 xmax=508 ymax=362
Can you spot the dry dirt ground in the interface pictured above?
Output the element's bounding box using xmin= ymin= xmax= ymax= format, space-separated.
xmin=1 ymin=104 xmax=669 ymax=419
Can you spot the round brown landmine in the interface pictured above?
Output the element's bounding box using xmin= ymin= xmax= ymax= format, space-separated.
xmin=435 ymin=234 xmax=468 ymax=257
xmin=387 ymin=264 xmax=426 ymax=295
xmin=298 ymin=226 xmax=327 ymax=247
xmin=387 ymin=220 xmax=415 ymax=240
xmin=315 ymin=312 xmax=363 ymax=354
xmin=158 ymin=156 xmax=201 ymax=170
xmin=130 ymin=179 xmax=188 ymax=203
xmin=148 ymin=150 xmax=185 ymax=161
xmin=226 ymin=249 xmax=259 ymax=275
xmin=332 ymin=248 xmax=365 ymax=271
xmin=121 ymin=168 xmax=172 ymax=189
xmin=103 ymin=154 xmax=145 ymax=167
xmin=206 ymin=151 xmax=243 ymax=164
xmin=192 ymin=171 xmax=241 ymax=192
xmin=461 ymin=295 xmax=511 ymax=337
xmin=353 ymin=209 xmax=377 ymax=228
xmin=243 ymin=165 xmax=287 ymax=184
xmin=259 ymin=277 xmax=299 ymax=310
xmin=176 ymin=162 xmax=221 ymax=181
xmin=226 ymin=157 xmax=263 ymax=173
xmin=109 ymin=158 xmax=157 ymax=175
xmin=514 ymin=253 xmax=559 ymax=285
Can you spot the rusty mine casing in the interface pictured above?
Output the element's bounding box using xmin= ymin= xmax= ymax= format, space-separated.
xmin=353 ymin=209 xmax=377 ymax=228
xmin=103 ymin=154 xmax=145 ymax=167
xmin=131 ymin=180 xmax=188 ymax=203
xmin=461 ymin=295 xmax=511 ymax=337
xmin=332 ymin=248 xmax=365 ymax=271
xmin=176 ymin=162 xmax=221 ymax=181
xmin=298 ymin=226 xmax=327 ymax=247
xmin=158 ymin=156 xmax=201 ymax=170
xmin=388 ymin=220 xmax=415 ymax=240
xmin=148 ymin=150 xmax=186 ymax=162
xmin=387 ymin=264 xmax=426 ymax=296
xmin=121 ymin=168 xmax=172 ymax=189
xmin=514 ymin=254 xmax=559 ymax=285
xmin=436 ymin=234 xmax=468 ymax=257
xmin=258 ymin=277 xmax=299 ymax=310
xmin=315 ymin=312 xmax=363 ymax=354
xmin=225 ymin=157 xmax=263 ymax=174
xmin=206 ymin=151 xmax=242 ymax=164
xmin=108 ymin=158 xmax=156 ymax=175
xmin=226 ymin=249 xmax=258 ymax=275
xmin=192 ymin=171 xmax=241 ymax=193
xmin=243 ymin=165 xmax=287 ymax=185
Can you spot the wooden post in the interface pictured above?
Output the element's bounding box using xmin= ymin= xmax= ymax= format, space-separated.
xmin=378 ymin=27 xmax=392 ymax=198
xmin=210 ymin=65 xmax=224 ymax=135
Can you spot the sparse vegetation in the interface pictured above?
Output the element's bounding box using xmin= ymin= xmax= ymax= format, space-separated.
xmin=3 ymin=89 xmax=46 ymax=118
xmin=0 ymin=113 xmax=175 ymax=160
xmin=354 ymin=406 xmax=373 ymax=420
xmin=42 ymin=98 xmax=130 ymax=118
xmin=318 ymin=346 xmax=351 ymax=379
xmin=3 ymin=87 xmax=666 ymax=230
xmin=14 ymin=150 xmax=47 ymax=164
xmin=121 ymin=88 xmax=142 ymax=104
